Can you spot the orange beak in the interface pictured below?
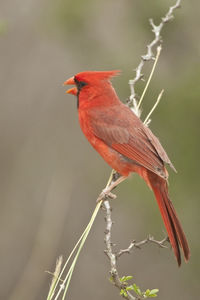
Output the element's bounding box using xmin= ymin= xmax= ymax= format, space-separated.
xmin=63 ymin=76 xmax=78 ymax=96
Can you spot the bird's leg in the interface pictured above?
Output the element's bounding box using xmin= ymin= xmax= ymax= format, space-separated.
xmin=109 ymin=173 xmax=127 ymax=191
xmin=111 ymin=171 xmax=122 ymax=186
xmin=97 ymin=173 xmax=128 ymax=202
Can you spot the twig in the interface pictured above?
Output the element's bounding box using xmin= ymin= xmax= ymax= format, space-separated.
xmin=102 ymin=190 xmax=169 ymax=300
xmin=128 ymin=0 xmax=181 ymax=115
xmin=103 ymin=200 xmax=137 ymax=300
xmin=116 ymin=236 xmax=169 ymax=258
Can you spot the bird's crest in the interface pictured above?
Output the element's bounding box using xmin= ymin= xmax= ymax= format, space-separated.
xmin=74 ymin=70 xmax=120 ymax=83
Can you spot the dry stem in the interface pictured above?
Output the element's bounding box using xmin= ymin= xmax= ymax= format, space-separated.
xmin=128 ymin=0 xmax=181 ymax=117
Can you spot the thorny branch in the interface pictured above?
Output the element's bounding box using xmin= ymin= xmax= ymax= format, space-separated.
xmin=128 ymin=0 xmax=181 ymax=117
xmin=101 ymin=198 xmax=170 ymax=300
xmin=116 ymin=236 xmax=169 ymax=258
xmin=100 ymin=0 xmax=182 ymax=298
xmin=103 ymin=200 xmax=137 ymax=300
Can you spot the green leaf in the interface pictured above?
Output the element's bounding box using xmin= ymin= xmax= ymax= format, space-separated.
xmin=126 ymin=285 xmax=134 ymax=291
xmin=145 ymin=289 xmax=151 ymax=296
xmin=133 ymin=283 xmax=142 ymax=296
xmin=120 ymin=276 xmax=126 ymax=282
xmin=120 ymin=289 xmax=128 ymax=297
xmin=120 ymin=275 xmax=133 ymax=282
xmin=125 ymin=276 xmax=133 ymax=281
xmin=149 ymin=289 xmax=159 ymax=295
xmin=120 ymin=289 xmax=124 ymax=295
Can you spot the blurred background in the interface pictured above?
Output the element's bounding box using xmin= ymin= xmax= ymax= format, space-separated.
xmin=0 ymin=0 xmax=199 ymax=299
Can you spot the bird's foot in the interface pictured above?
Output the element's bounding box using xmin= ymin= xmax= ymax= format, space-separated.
xmin=97 ymin=188 xmax=117 ymax=203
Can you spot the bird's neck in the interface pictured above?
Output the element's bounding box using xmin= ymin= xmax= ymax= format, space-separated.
xmin=78 ymin=84 xmax=120 ymax=110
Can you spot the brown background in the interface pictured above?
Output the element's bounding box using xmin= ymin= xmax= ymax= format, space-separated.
xmin=0 ymin=0 xmax=199 ymax=299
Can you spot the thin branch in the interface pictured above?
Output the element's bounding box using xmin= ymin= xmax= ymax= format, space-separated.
xmin=116 ymin=236 xmax=169 ymax=258
xmin=103 ymin=200 xmax=137 ymax=300
xmin=128 ymin=0 xmax=181 ymax=114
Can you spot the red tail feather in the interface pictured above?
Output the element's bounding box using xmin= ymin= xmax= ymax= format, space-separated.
xmin=148 ymin=172 xmax=190 ymax=265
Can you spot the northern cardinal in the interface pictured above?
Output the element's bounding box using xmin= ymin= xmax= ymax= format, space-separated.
xmin=64 ymin=70 xmax=190 ymax=266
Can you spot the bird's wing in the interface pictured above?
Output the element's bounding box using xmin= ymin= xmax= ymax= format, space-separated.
xmin=89 ymin=105 xmax=176 ymax=178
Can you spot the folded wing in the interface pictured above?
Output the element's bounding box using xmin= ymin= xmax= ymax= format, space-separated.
xmin=89 ymin=104 xmax=175 ymax=179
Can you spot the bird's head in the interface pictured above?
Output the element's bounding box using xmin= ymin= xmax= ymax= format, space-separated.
xmin=64 ymin=70 xmax=120 ymax=108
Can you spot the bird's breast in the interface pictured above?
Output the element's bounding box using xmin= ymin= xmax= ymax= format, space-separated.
xmin=78 ymin=109 xmax=140 ymax=176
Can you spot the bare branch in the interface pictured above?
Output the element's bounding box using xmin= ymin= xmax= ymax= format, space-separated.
xmin=103 ymin=200 xmax=137 ymax=300
xmin=128 ymin=0 xmax=181 ymax=115
xmin=116 ymin=236 xmax=169 ymax=258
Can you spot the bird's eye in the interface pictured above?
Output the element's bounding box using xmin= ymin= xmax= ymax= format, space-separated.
xmin=78 ymin=81 xmax=87 ymax=90
xmin=74 ymin=77 xmax=87 ymax=91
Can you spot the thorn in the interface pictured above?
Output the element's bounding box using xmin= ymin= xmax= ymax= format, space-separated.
xmin=110 ymin=242 xmax=116 ymax=246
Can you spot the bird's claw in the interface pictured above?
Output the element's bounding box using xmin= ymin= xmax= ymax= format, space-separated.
xmin=97 ymin=188 xmax=117 ymax=202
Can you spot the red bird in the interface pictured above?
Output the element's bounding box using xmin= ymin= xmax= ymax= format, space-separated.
xmin=64 ymin=70 xmax=190 ymax=266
